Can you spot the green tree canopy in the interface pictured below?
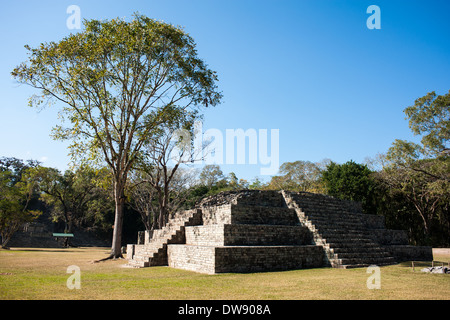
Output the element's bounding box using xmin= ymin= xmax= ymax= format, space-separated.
xmin=404 ymin=90 xmax=449 ymax=155
xmin=322 ymin=160 xmax=376 ymax=213
xmin=24 ymin=165 xmax=112 ymax=236
xmin=0 ymin=171 xmax=41 ymax=248
xmin=199 ymin=165 xmax=225 ymax=188
xmin=12 ymin=14 xmax=222 ymax=258
xmin=378 ymin=90 xmax=450 ymax=245
xmin=266 ymin=160 xmax=329 ymax=193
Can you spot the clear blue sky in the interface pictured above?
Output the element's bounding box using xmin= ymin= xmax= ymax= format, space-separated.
xmin=1 ymin=0 xmax=449 ymax=182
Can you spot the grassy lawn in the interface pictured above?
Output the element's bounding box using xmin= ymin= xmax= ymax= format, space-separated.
xmin=0 ymin=247 xmax=449 ymax=300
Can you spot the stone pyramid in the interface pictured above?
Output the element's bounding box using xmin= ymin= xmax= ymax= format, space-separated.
xmin=126 ymin=190 xmax=432 ymax=274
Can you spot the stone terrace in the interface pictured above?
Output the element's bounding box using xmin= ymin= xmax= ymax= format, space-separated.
xmin=282 ymin=191 xmax=432 ymax=268
xmin=126 ymin=190 xmax=432 ymax=273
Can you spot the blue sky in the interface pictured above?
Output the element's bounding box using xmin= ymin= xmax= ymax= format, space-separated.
xmin=1 ymin=0 xmax=449 ymax=182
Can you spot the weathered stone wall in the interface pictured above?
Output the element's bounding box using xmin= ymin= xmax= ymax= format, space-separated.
xmin=385 ymin=245 xmax=433 ymax=262
xmin=214 ymin=245 xmax=324 ymax=273
xmin=201 ymin=204 xmax=233 ymax=225
xmin=185 ymin=224 xmax=312 ymax=246
xmin=167 ymin=191 xmax=323 ymax=274
xmin=167 ymin=245 xmax=216 ymax=274
xmin=201 ymin=204 xmax=300 ymax=226
xmin=233 ymin=190 xmax=286 ymax=207
xmin=197 ymin=190 xmax=286 ymax=208
xmin=167 ymin=244 xmax=324 ymax=274
xmin=230 ymin=206 xmax=300 ymax=225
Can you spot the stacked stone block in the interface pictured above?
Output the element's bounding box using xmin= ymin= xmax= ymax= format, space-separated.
xmin=127 ymin=209 xmax=202 ymax=267
xmin=167 ymin=191 xmax=324 ymax=274
xmin=185 ymin=224 xmax=311 ymax=246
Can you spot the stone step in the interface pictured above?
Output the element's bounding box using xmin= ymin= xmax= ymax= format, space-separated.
xmin=297 ymin=206 xmax=359 ymax=213
xmin=290 ymin=199 xmax=355 ymax=208
xmin=304 ymin=214 xmax=363 ymax=222
xmin=302 ymin=220 xmax=365 ymax=231
xmin=335 ymin=262 xmax=395 ymax=269
xmin=283 ymin=191 xmax=397 ymax=269
xmin=303 ymin=213 xmax=363 ymax=221
xmin=330 ymin=246 xmax=390 ymax=254
xmin=336 ymin=256 xmax=396 ymax=266
xmin=323 ymin=241 xmax=381 ymax=249
xmin=318 ymin=231 xmax=373 ymax=239
xmin=127 ymin=209 xmax=202 ymax=268
xmin=127 ymin=259 xmax=148 ymax=268
xmin=313 ymin=223 xmax=366 ymax=231
xmin=303 ymin=217 xmax=362 ymax=224
xmin=334 ymin=251 xmax=393 ymax=259
xmin=319 ymin=231 xmax=368 ymax=239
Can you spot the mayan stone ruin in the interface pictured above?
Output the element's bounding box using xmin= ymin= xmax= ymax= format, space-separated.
xmin=126 ymin=190 xmax=432 ymax=274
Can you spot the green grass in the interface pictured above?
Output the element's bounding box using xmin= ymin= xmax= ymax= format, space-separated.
xmin=1 ymin=247 xmax=449 ymax=300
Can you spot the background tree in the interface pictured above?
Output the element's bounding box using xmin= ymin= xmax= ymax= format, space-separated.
xmin=266 ymin=160 xmax=328 ymax=193
xmin=199 ymin=165 xmax=225 ymax=188
xmin=377 ymin=90 xmax=450 ymax=245
xmin=25 ymin=165 xmax=112 ymax=245
xmin=0 ymin=171 xmax=41 ymax=249
xmin=248 ymin=177 xmax=265 ymax=190
xmin=129 ymin=166 xmax=197 ymax=230
xmin=0 ymin=157 xmax=40 ymax=185
xmin=404 ymin=90 xmax=449 ymax=155
xmin=226 ymin=172 xmax=251 ymax=190
xmin=227 ymin=172 xmax=239 ymax=189
xmin=130 ymin=107 xmax=201 ymax=229
xmin=12 ymin=14 xmax=222 ymax=258
xmin=374 ymin=159 xmax=448 ymax=244
xmin=322 ymin=160 xmax=377 ymax=214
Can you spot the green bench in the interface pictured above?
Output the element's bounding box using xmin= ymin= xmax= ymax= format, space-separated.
xmin=52 ymin=233 xmax=74 ymax=247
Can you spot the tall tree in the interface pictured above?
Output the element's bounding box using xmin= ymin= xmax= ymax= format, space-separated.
xmin=375 ymin=158 xmax=448 ymax=241
xmin=12 ymin=14 xmax=222 ymax=258
xmin=380 ymin=90 xmax=450 ymax=244
xmin=403 ymin=90 xmax=449 ymax=155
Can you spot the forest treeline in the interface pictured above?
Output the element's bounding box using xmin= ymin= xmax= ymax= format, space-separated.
xmin=1 ymin=89 xmax=448 ymax=248
xmin=1 ymin=152 xmax=448 ymax=248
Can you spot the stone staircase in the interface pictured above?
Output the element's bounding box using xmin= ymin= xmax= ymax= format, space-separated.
xmin=127 ymin=209 xmax=202 ymax=267
xmin=282 ymin=191 xmax=397 ymax=269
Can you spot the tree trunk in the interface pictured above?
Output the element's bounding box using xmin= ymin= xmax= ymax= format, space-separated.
xmin=152 ymin=208 xmax=158 ymax=230
xmin=156 ymin=188 xmax=165 ymax=229
xmin=110 ymin=179 xmax=126 ymax=259
xmin=158 ymin=203 xmax=165 ymax=229
xmin=1 ymin=235 xmax=11 ymax=249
